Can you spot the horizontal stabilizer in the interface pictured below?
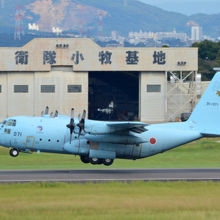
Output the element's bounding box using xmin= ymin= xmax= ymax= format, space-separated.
xmin=201 ymin=131 xmax=220 ymax=137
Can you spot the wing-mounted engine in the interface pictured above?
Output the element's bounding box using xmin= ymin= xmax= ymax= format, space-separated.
xmin=65 ymin=108 xmax=149 ymax=145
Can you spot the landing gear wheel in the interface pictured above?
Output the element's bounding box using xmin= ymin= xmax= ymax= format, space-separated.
xmin=103 ymin=158 xmax=114 ymax=166
xmin=80 ymin=155 xmax=90 ymax=164
xmin=9 ymin=148 xmax=19 ymax=157
xmin=97 ymin=159 xmax=104 ymax=165
xmin=90 ymin=158 xmax=103 ymax=165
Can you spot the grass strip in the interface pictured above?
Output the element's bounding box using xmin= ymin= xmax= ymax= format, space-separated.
xmin=0 ymin=181 xmax=220 ymax=220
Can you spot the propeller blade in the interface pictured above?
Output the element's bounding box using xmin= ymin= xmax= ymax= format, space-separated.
xmin=78 ymin=126 xmax=82 ymax=137
xmin=66 ymin=108 xmax=75 ymax=144
xmin=69 ymin=132 xmax=73 ymax=144
xmin=77 ymin=110 xmax=86 ymax=137
xmin=82 ymin=110 xmax=86 ymax=120
xmin=45 ymin=106 xmax=49 ymax=115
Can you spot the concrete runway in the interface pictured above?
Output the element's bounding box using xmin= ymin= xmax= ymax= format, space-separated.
xmin=1 ymin=168 xmax=220 ymax=183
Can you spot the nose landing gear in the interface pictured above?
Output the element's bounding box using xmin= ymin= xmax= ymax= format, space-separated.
xmin=9 ymin=148 xmax=19 ymax=157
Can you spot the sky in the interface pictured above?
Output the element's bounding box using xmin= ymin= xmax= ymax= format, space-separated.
xmin=139 ymin=0 xmax=220 ymax=15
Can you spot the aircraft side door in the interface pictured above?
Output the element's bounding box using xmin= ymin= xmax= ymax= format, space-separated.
xmin=25 ymin=136 xmax=35 ymax=149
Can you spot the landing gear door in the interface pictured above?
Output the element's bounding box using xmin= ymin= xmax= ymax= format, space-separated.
xmin=131 ymin=144 xmax=142 ymax=159
xmin=25 ymin=136 xmax=35 ymax=148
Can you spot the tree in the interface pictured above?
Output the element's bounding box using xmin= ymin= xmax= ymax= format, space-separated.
xmin=192 ymin=40 xmax=220 ymax=80
xmin=215 ymin=49 xmax=220 ymax=66
xmin=192 ymin=40 xmax=220 ymax=60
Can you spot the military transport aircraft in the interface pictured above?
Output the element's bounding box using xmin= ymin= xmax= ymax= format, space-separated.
xmin=0 ymin=72 xmax=220 ymax=166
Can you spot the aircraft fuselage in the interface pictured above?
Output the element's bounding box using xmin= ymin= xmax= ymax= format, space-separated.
xmin=0 ymin=115 xmax=202 ymax=165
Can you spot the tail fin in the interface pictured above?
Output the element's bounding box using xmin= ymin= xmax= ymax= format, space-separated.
xmin=188 ymin=72 xmax=220 ymax=136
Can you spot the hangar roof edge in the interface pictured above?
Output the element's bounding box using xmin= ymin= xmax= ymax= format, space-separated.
xmin=0 ymin=38 xmax=198 ymax=51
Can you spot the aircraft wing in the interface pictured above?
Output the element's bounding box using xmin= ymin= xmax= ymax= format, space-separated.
xmin=106 ymin=122 xmax=148 ymax=133
xmin=85 ymin=121 xmax=149 ymax=144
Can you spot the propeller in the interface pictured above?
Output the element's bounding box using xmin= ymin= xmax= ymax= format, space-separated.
xmin=66 ymin=108 xmax=75 ymax=144
xmin=77 ymin=110 xmax=86 ymax=137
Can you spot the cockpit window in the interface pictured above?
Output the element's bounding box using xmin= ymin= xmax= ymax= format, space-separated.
xmin=4 ymin=119 xmax=16 ymax=126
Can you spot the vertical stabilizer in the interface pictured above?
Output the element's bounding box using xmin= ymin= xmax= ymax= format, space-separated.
xmin=188 ymin=72 xmax=220 ymax=135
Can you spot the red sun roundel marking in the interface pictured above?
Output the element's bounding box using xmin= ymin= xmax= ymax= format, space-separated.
xmin=150 ymin=138 xmax=157 ymax=145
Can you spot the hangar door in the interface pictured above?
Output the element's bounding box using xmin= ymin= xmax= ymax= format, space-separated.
xmin=89 ymin=71 xmax=139 ymax=121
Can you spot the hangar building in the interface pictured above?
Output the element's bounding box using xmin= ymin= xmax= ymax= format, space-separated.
xmin=0 ymin=38 xmax=198 ymax=122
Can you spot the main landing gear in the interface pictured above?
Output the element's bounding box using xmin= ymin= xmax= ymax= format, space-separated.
xmin=80 ymin=155 xmax=114 ymax=166
xmin=9 ymin=148 xmax=19 ymax=157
